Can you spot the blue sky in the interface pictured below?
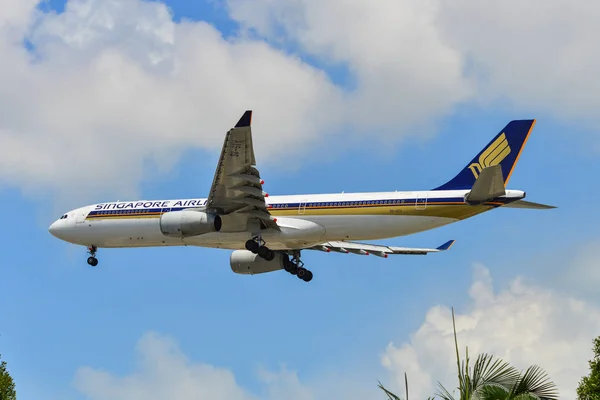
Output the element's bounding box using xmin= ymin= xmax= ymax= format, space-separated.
xmin=1 ymin=1 xmax=600 ymax=399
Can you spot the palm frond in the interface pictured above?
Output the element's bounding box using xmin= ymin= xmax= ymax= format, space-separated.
xmin=509 ymin=365 xmax=559 ymax=400
xmin=511 ymin=394 xmax=545 ymax=400
xmin=435 ymin=381 xmax=457 ymax=400
xmin=465 ymin=346 xmax=471 ymax=400
xmin=452 ymin=308 xmax=464 ymax=391
xmin=449 ymin=308 xmax=520 ymax=399
xmin=477 ymin=384 xmax=510 ymax=400
xmin=470 ymin=353 xmax=521 ymax=395
xmin=378 ymin=381 xmax=403 ymax=400
xmin=395 ymin=307 xmax=559 ymax=400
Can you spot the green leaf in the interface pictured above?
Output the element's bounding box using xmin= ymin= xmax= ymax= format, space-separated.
xmin=435 ymin=381 xmax=457 ymax=400
xmin=469 ymin=353 xmax=521 ymax=396
xmin=0 ymin=354 xmax=16 ymax=400
xmin=509 ymin=365 xmax=559 ymax=400
xmin=378 ymin=381 xmax=403 ymax=400
xmin=577 ymin=336 xmax=600 ymax=400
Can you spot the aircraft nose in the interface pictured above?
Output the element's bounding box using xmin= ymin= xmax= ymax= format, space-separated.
xmin=48 ymin=220 xmax=61 ymax=238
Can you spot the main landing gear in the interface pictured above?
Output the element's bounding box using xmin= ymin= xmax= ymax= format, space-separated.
xmin=283 ymin=251 xmax=313 ymax=283
xmin=87 ymin=245 xmax=99 ymax=267
xmin=245 ymin=236 xmax=275 ymax=261
xmin=245 ymin=237 xmax=313 ymax=282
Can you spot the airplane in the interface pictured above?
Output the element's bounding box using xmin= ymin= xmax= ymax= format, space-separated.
xmin=48 ymin=111 xmax=554 ymax=282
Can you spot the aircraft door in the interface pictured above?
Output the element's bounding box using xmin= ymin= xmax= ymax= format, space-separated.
xmin=298 ymin=200 xmax=307 ymax=215
xmin=75 ymin=208 xmax=87 ymax=224
xmin=415 ymin=192 xmax=427 ymax=210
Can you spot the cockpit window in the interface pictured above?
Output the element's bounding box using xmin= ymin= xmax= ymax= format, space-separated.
xmin=59 ymin=214 xmax=68 ymax=219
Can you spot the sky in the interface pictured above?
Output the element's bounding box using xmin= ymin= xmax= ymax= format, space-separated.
xmin=1 ymin=0 xmax=600 ymax=399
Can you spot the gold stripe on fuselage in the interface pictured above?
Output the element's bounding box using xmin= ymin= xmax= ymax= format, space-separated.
xmin=269 ymin=203 xmax=493 ymax=220
xmin=85 ymin=203 xmax=494 ymax=222
xmin=86 ymin=213 xmax=161 ymax=220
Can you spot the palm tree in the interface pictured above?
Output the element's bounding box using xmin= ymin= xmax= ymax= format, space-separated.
xmin=379 ymin=373 xmax=434 ymax=400
xmin=379 ymin=308 xmax=559 ymax=400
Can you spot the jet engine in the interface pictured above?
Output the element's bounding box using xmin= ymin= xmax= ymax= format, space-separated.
xmin=230 ymin=250 xmax=287 ymax=275
xmin=159 ymin=210 xmax=222 ymax=237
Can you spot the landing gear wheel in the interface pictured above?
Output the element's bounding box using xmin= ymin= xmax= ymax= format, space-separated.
xmin=302 ymin=270 xmax=313 ymax=282
xmin=266 ymin=250 xmax=275 ymax=261
xmin=283 ymin=256 xmax=293 ymax=272
xmin=245 ymin=240 xmax=259 ymax=253
xmin=246 ymin=235 xmax=275 ymax=260
xmin=297 ymin=267 xmax=307 ymax=279
xmin=284 ymin=258 xmax=298 ymax=275
xmin=284 ymin=251 xmax=312 ymax=281
xmin=257 ymin=246 xmax=275 ymax=261
xmin=86 ymin=245 xmax=99 ymax=267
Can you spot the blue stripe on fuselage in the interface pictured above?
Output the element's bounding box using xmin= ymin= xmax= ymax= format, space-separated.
xmin=86 ymin=196 xmax=517 ymax=219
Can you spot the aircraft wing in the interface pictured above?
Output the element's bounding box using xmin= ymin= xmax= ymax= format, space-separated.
xmin=205 ymin=110 xmax=279 ymax=231
xmin=308 ymin=239 xmax=456 ymax=257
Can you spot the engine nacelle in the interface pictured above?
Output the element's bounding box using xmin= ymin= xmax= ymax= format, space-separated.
xmin=159 ymin=210 xmax=222 ymax=237
xmin=230 ymin=250 xmax=286 ymax=275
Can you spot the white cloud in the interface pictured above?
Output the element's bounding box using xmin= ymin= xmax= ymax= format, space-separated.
xmin=560 ymin=240 xmax=600 ymax=295
xmin=72 ymin=261 xmax=600 ymax=400
xmin=74 ymin=331 xmax=317 ymax=400
xmin=0 ymin=0 xmax=474 ymax=204
xmin=256 ymin=365 xmax=316 ymax=400
xmin=0 ymin=0 xmax=346 ymax=203
xmin=3 ymin=0 xmax=600 ymax=203
xmin=73 ymin=331 xmax=381 ymax=400
xmin=74 ymin=330 xmax=383 ymax=400
xmin=74 ymin=332 xmax=257 ymax=399
xmin=436 ymin=1 xmax=600 ymax=123
xmin=381 ymin=264 xmax=600 ymax=400
xmin=228 ymin=0 xmax=473 ymax=130
xmin=0 ymin=0 xmax=38 ymax=31
xmin=228 ymin=0 xmax=600 ymax=127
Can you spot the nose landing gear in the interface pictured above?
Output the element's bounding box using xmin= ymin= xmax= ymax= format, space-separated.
xmin=87 ymin=245 xmax=98 ymax=267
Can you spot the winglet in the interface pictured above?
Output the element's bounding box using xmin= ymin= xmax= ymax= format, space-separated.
xmin=436 ymin=240 xmax=456 ymax=251
xmin=235 ymin=110 xmax=252 ymax=128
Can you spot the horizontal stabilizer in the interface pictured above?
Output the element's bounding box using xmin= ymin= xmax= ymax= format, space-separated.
xmin=501 ymin=200 xmax=556 ymax=209
xmin=465 ymin=165 xmax=506 ymax=204
xmin=308 ymin=239 xmax=456 ymax=256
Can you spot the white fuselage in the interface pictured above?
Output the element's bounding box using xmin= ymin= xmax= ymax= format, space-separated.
xmin=48 ymin=189 xmax=525 ymax=251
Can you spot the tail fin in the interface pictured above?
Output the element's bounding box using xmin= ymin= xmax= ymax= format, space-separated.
xmin=433 ymin=119 xmax=536 ymax=191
